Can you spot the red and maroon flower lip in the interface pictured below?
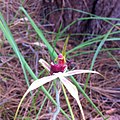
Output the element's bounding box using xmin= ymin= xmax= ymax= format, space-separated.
xmin=50 ymin=54 xmax=67 ymax=74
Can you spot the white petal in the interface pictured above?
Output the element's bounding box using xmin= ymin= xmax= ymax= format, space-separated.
xmin=39 ymin=59 xmax=50 ymax=71
xmin=59 ymin=76 xmax=85 ymax=120
xmin=20 ymin=75 xmax=58 ymax=113
xmin=64 ymin=70 xmax=100 ymax=77
xmin=14 ymin=75 xmax=58 ymax=120
xmin=59 ymin=76 xmax=78 ymax=99
xmin=28 ymin=75 xmax=57 ymax=92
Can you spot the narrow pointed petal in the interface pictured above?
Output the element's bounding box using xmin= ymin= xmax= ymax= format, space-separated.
xmin=39 ymin=59 xmax=50 ymax=71
xmin=14 ymin=75 xmax=57 ymax=120
xmin=14 ymin=75 xmax=58 ymax=120
xmin=28 ymin=75 xmax=57 ymax=92
xmin=64 ymin=70 xmax=100 ymax=77
xmin=59 ymin=76 xmax=85 ymax=120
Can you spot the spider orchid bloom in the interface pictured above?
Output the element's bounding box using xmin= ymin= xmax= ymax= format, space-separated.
xmin=14 ymin=54 xmax=100 ymax=120
xmin=21 ymin=54 xmax=100 ymax=120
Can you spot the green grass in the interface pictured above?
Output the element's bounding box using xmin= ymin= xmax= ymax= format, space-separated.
xmin=67 ymin=47 xmax=120 ymax=59
xmin=84 ymin=27 xmax=114 ymax=91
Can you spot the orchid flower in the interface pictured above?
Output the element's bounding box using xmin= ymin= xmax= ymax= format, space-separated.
xmin=14 ymin=53 xmax=101 ymax=120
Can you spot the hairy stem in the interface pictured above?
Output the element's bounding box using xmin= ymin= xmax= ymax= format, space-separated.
xmin=53 ymin=82 xmax=61 ymax=120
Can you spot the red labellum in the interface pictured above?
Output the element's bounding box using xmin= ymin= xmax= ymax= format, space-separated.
xmin=50 ymin=54 xmax=67 ymax=74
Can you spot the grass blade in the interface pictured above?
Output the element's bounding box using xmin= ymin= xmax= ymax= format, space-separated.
xmin=62 ymin=84 xmax=75 ymax=120
xmin=84 ymin=27 xmax=114 ymax=91
xmin=19 ymin=6 xmax=57 ymax=59
xmin=0 ymin=13 xmax=30 ymax=87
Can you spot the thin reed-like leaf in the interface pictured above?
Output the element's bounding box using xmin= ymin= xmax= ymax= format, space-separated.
xmin=19 ymin=7 xmax=57 ymax=59
xmin=84 ymin=27 xmax=114 ymax=91
xmin=61 ymin=84 xmax=75 ymax=120
xmin=0 ymin=13 xmax=30 ymax=88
